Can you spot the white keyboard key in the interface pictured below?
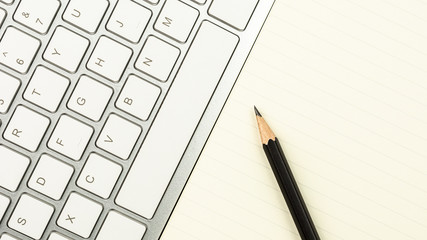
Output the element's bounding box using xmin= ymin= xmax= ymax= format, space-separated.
xmin=48 ymin=233 xmax=71 ymax=240
xmin=67 ymin=75 xmax=113 ymax=121
xmin=192 ymin=0 xmax=206 ymax=4
xmin=44 ymin=26 xmax=89 ymax=72
xmin=9 ymin=194 xmax=54 ymax=240
xmin=63 ymin=0 xmax=108 ymax=33
xmin=0 ymin=0 xmax=13 ymax=5
xmin=209 ymin=0 xmax=258 ymax=30
xmin=48 ymin=115 xmax=93 ymax=161
xmin=0 ymin=146 xmax=29 ymax=191
xmin=4 ymin=106 xmax=50 ymax=152
xmin=107 ymin=1 xmax=151 ymax=43
xmin=0 ymin=71 xmax=20 ymax=113
xmin=77 ymin=153 xmax=122 ymax=198
xmin=0 ymin=234 xmax=19 ymax=240
xmin=24 ymin=66 xmax=69 ymax=112
xmin=116 ymin=75 xmax=160 ymax=121
xmin=14 ymin=0 xmax=60 ymax=34
xmin=0 ymin=27 xmax=40 ymax=73
xmin=0 ymin=194 xmax=10 ymax=221
xmin=116 ymin=22 xmax=238 ymax=219
xmin=154 ymin=0 xmax=199 ymax=42
xmin=58 ymin=193 xmax=103 ymax=238
xmin=135 ymin=36 xmax=180 ymax=81
xmin=28 ymin=154 xmax=74 ymax=200
xmin=96 ymin=114 xmax=141 ymax=159
xmin=96 ymin=211 xmax=146 ymax=240
xmin=87 ymin=36 xmax=132 ymax=82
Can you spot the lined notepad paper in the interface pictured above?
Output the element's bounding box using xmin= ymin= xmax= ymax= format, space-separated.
xmin=162 ymin=0 xmax=427 ymax=239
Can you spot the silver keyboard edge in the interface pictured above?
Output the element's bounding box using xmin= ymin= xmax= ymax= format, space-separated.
xmin=152 ymin=0 xmax=275 ymax=239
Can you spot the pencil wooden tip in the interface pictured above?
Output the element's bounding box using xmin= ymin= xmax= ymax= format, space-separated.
xmin=254 ymin=106 xmax=262 ymax=117
xmin=255 ymin=108 xmax=276 ymax=144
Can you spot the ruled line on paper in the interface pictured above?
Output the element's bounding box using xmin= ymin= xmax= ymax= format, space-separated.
xmin=220 ymin=99 xmax=427 ymax=226
xmin=214 ymin=105 xmax=427 ymax=217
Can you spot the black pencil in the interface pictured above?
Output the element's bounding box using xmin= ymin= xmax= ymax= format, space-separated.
xmin=254 ymin=106 xmax=321 ymax=240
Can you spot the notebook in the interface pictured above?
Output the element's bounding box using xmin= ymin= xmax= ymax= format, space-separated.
xmin=162 ymin=0 xmax=427 ymax=239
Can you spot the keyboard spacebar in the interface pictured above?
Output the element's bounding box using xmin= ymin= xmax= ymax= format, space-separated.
xmin=116 ymin=21 xmax=238 ymax=219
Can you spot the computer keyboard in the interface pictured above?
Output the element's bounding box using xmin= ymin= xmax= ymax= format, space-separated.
xmin=0 ymin=0 xmax=274 ymax=239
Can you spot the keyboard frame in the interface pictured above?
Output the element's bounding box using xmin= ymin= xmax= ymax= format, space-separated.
xmin=0 ymin=0 xmax=275 ymax=239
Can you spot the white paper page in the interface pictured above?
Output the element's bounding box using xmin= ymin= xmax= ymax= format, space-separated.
xmin=162 ymin=0 xmax=427 ymax=239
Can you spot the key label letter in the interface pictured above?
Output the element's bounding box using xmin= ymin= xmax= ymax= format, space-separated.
xmin=123 ymin=97 xmax=133 ymax=106
xmin=143 ymin=57 xmax=152 ymax=66
xmin=104 ymin=135 xmax=113 ymax=143
xmin=72 ymin=9 xmax=81 ymax=18
xmin=85 ymin=175 xmax=95 ymax=183
xmin=77 ymin=97 xmax=86 ymax=106
xmin=162 ymin=17 xmax=172 ymax=27
xmin=36 ymin=177 xmax=46 ymax=186
xmin=56 ymin=138 xmax=64 ymax=146
xmin=95 ymin=58 xmax=105 ymax=67
xmin=32 ymin=88 xmax=41 ymax=96
xmin=52 ymin=48 xmax=61 ymax=55
xmin=12 ymin=129 xmax=22 ymax=137
xmin=17 ymin=218 xmax=27 ymax=225
xmin=66 ymin=214 xmax=75 ymax=224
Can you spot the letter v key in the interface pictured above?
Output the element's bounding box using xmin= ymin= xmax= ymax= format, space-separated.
xmin=104 ymin=135 xmax=113 ymax=143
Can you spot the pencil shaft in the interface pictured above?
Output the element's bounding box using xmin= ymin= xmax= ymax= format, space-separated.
xmin=263 ymin=139 xmax=320 ymax=240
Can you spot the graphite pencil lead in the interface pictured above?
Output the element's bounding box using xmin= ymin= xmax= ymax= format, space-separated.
xmin=254 ymin=106 xmax=262 ymax=117
xmin=254 ymin=107 xmax=276 ymax=144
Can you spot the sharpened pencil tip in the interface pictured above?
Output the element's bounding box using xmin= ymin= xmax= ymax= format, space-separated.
xmin=254 ymin=106 xmax=262 ymax=117
xmin=254 ymin=106 xmax=275 ymax=144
